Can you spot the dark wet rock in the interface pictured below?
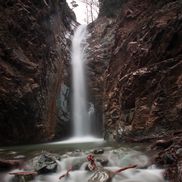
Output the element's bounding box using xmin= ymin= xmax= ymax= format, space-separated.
xmin=177 ymin=160 xmax=182 ymax=182
xmin=32 ymin=154 xmax=58 ymax=174
xmin=0 ymin=159 xmax=23 ymax=171
xmin=163 ymin=153 xmax=177 ymax=165
xmin=176 ymin=148 xmax=182 ymax=157
xmin=152 ymin=132 xmax=182 ymax=181
xmin=151 ymin=139 xmax=173 ymax=150
xmin=55 ymin=83 xmax=72 ymax=139
xmin=93 ymin=149 xmax=104 ymax=155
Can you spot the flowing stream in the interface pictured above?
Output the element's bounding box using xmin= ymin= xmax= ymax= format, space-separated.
xmin=0 ymin=142 xmax=165 ymax=182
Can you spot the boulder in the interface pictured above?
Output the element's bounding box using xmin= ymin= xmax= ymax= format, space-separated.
xmin=32 ymin=154 xmax=57 ymax=174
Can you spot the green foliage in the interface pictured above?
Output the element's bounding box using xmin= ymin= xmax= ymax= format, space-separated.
xmin=100 ymin=0 xmax=126 ymax=17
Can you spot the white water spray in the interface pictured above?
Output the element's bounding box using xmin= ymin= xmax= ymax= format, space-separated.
xmin=71 ymin=25 xmax=90 ymax=137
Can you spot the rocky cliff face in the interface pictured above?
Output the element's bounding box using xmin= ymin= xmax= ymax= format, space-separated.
xmin=87 ymin=17 xmax=116 ymax=136
xmin=0 ymin=0 xmax=75 ymax=145
xmin=88 ymin=0 xmax=182 ymax=140
xmin=87 ymin=1 xmax=182 ymax=180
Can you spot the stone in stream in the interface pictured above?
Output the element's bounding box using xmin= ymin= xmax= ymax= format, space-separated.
xmin=93 ymin=149 xmax=104 ymax=155
xmin=32 ymin=154 xmax=57 ymax=174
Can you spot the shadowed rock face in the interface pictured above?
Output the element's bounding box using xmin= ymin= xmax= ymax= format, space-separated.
xmin=0 ymin=0 xmax=75 ymax=145
xmin=87 ymin=17 xmax=117 ymax=136
xmin=87 ymin=0 xmax=182 ymax=139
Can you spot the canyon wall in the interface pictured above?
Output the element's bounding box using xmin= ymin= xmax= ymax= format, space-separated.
xmin=88 ymin=0 xmax=182 ymax=140
xmin=0 ymin=0 xmax=75 ymax=145
xmin=1 ymin=0 xmax=181 ymax=147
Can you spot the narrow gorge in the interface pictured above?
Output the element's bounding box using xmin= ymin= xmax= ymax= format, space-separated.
xmin=0 ymin=0 xmax=181 ymax=181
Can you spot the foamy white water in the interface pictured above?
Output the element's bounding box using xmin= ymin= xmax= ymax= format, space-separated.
xmin=71 ymin=25 xmax=90 ymax=137
xmin=35 ymin=149 xmax=165 ymax=182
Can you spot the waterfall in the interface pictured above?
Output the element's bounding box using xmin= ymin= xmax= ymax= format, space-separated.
xmin=71 ymin=25 xmax=90 ymax=137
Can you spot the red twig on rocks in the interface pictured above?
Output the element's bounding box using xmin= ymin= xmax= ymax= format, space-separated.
xmin=59 ymin=167 xmax=72 ymax=180
xmin=113 ymin=165 xmax=137 ymax=174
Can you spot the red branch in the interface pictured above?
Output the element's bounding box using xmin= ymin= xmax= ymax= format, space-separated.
xmin=59 ymin=167 xmax=72 ymax=180
xmin=113 ymin=165 xmax=137 ymax=175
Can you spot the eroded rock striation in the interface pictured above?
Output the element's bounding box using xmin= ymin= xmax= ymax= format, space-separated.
xmin=0 ymin=0 xmax=75 ymax=145
xmin=104 ymin=0 xmax=182 ymax=141
xmin=87 ymin=1 xmax=182 ymax=180
xmin=88 ymin=0 xmax=182 ymax=140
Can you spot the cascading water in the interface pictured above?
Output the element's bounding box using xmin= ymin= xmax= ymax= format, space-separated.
xmin=71 ymin=25 xmax=91 ymax=137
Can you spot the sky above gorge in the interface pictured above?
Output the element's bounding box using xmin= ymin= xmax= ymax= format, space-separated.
xmin=66 ymin=0 xmax=99 ymax=24
xmin=66 ymin=0 xmax=88 ymax=24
